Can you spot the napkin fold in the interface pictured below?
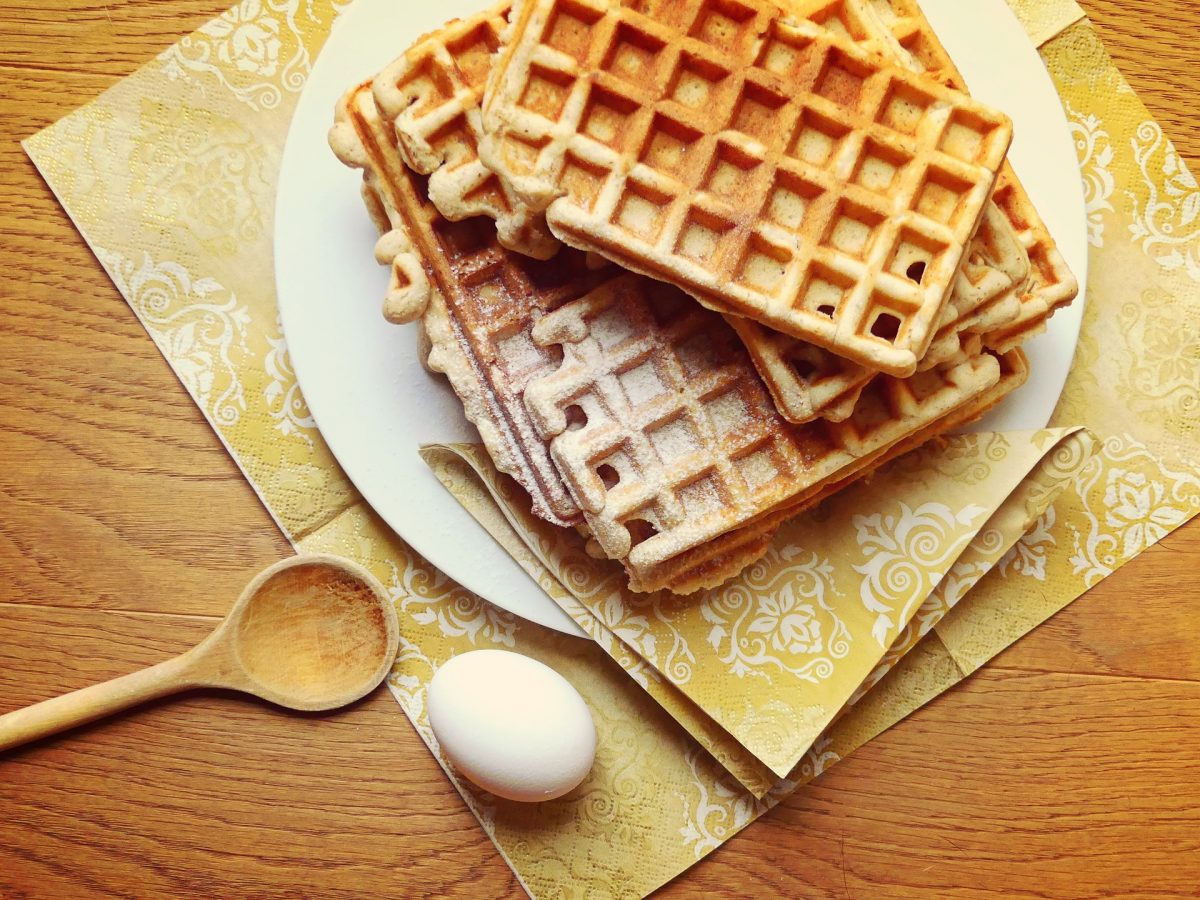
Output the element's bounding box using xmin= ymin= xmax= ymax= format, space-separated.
xmin=424 ymin=428 xmax=1096 ymax=788
xmin=1006 ymin=0 xmax=1084 ymax=46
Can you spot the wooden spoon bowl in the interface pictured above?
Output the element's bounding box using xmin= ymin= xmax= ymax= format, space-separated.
xmin=224 ymin=557 xmax=399 ymax=710
xmin=0 ymin=555 xmax=399 ymax=751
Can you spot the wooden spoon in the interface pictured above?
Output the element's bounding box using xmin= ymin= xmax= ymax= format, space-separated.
xmin=0 ymin=555 xmax=399 ymax=752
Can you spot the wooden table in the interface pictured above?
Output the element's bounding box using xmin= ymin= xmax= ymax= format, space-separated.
xmin=1 ymin=2 xmax=1198 ymax=896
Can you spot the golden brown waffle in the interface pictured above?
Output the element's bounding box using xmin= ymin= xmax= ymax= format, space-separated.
xmin=657 ymin=0 xmax=1030 ymax=420
xmin=371 ymin=4 xmax=559 ymax=260
xmin=330 ymin=80 xmax=611 ymax=527
xmin=652 ymin=346 xmax=1030 ymax=594
xmin=984 ymin=173 xmax=1079 ymax=351
xmin=523 ymin=274 xmax=1008 ymax=590
xmin=377 ymin=0 xmax=1026 ymax=424
xmin=734 ymin=199 xmax=1027 ymax=423
xmin=481 ymin=0 xmax=1013 ymax=377
xmin=865 ymin=0 xmax=1079 ymax=349
xmin=922 ymin=202 xmax=1027 ymax=362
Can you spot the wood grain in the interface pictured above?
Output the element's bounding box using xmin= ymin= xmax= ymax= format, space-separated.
xmin=1080 ymin=0 xmax=1200 ymax=164
xmin=0 ymin=1 xmax=1197 ymax=897
xmin=0 ymin=607 xmax=520 ymax=898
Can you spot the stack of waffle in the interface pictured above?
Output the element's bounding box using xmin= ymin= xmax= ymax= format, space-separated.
xmin=329 ymin=0 xmax=1078 ymax=594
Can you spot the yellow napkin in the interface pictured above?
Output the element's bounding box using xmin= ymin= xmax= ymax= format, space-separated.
xmin=424 ymin=428 xmax=1095 ymax=789
xmin=21 ymin=1 xmax=1200 ymax=896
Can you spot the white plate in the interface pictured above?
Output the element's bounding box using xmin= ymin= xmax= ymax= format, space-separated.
xmin=275 ymin=0 xmax=1088 ymax=638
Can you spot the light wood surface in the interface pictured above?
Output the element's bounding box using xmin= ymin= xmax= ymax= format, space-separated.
xmin=1 ymin=1 xmax=1197 ymax=896
xmin=0 ymin=557 xmax=399 ymax=751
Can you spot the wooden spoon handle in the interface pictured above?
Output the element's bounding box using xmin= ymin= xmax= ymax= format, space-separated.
xmin=0 ymin=653 xmax=199 ymax=752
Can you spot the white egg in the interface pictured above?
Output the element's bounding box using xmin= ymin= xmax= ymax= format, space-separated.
xmin=427 ymin=649 xmax=597 ymax=803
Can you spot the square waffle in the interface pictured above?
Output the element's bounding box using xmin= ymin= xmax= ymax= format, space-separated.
xmin=371 ymin=3 xmax=559 ymax=260
xmin=377 ymin=0 xmax=1027 ymax=424
xmin=733 ymin=198 xmax=1028 ymax=423
xmin=865 ymin=0 xmax=1079 ymax=348
xmin=330 ymin=79 xmax=613 ymax=527
xmin=480 ymin=0 xmax=1014 ymax=376
xmin=650 ymin=346 xmax=1030 ymax=594
xmin=522 ymin=273 xmax=1020 ymax=590
xmin=721 ymin=0 xmax=1031 ymax=423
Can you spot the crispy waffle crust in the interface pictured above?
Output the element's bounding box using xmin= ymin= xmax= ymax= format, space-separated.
xmin=372 ymin=4 xmax=560 ymax=260
xmin=330 ymin=80 xmax=610 ymax=527
xmin=865 ymin=0 xmax=1079 ymax=347
xmin=985 ymin=174 xmax=1080 ymax=351
xmin=378 ymin=0 xmax=1028 ymax=426
xmin=723 ymin=0 xmax=1031 ymax=424
xmin=523 ymin=274 xmax=1017 ymax=590
xmin=733 ymin=199 xmax=1027 ymax=423
xmin=481 ymin=0 xmax=1013 ymax=377
xmin=649 ymin=346 xmax=1029 ymax=593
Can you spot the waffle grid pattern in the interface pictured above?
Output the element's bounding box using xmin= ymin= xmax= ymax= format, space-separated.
xmin=372 ymin=3 xmax=559 ymax=260
xmin=721 ymin=0 xmax=1038 ymax=423
xmin=482 ymin=0 xmax=1013 ymax=376
xmin=327 ymin=0 xmax=1060 ymax=593
xmin=524 ymin=274 xmax=1005 ymax=576
xmin=331 ymin=81 xmax=607 ymax=527
xmin=735 ymin=194 xmax=1028 ymax=423
xmin=374 ymin=0 xmax=1028 ymax=426
xmin=869 ymin=0 xmax=1079 ymax=349
xmin=617 ymin=345 xmax=1028 ymax=593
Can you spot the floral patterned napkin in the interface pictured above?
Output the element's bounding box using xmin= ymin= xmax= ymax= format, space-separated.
xmin=21 ymin=0 xmax=1199 ymax=896
xmin=425 ymin=428 xmax=1095 ymax=790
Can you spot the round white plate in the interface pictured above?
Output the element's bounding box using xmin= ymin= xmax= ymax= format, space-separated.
xmin=275 ymin=0 xmax=1088 ymax=638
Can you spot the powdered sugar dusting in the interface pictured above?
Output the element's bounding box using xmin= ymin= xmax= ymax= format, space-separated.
xmin=649 ymin=417 xmax=699 ymax=464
